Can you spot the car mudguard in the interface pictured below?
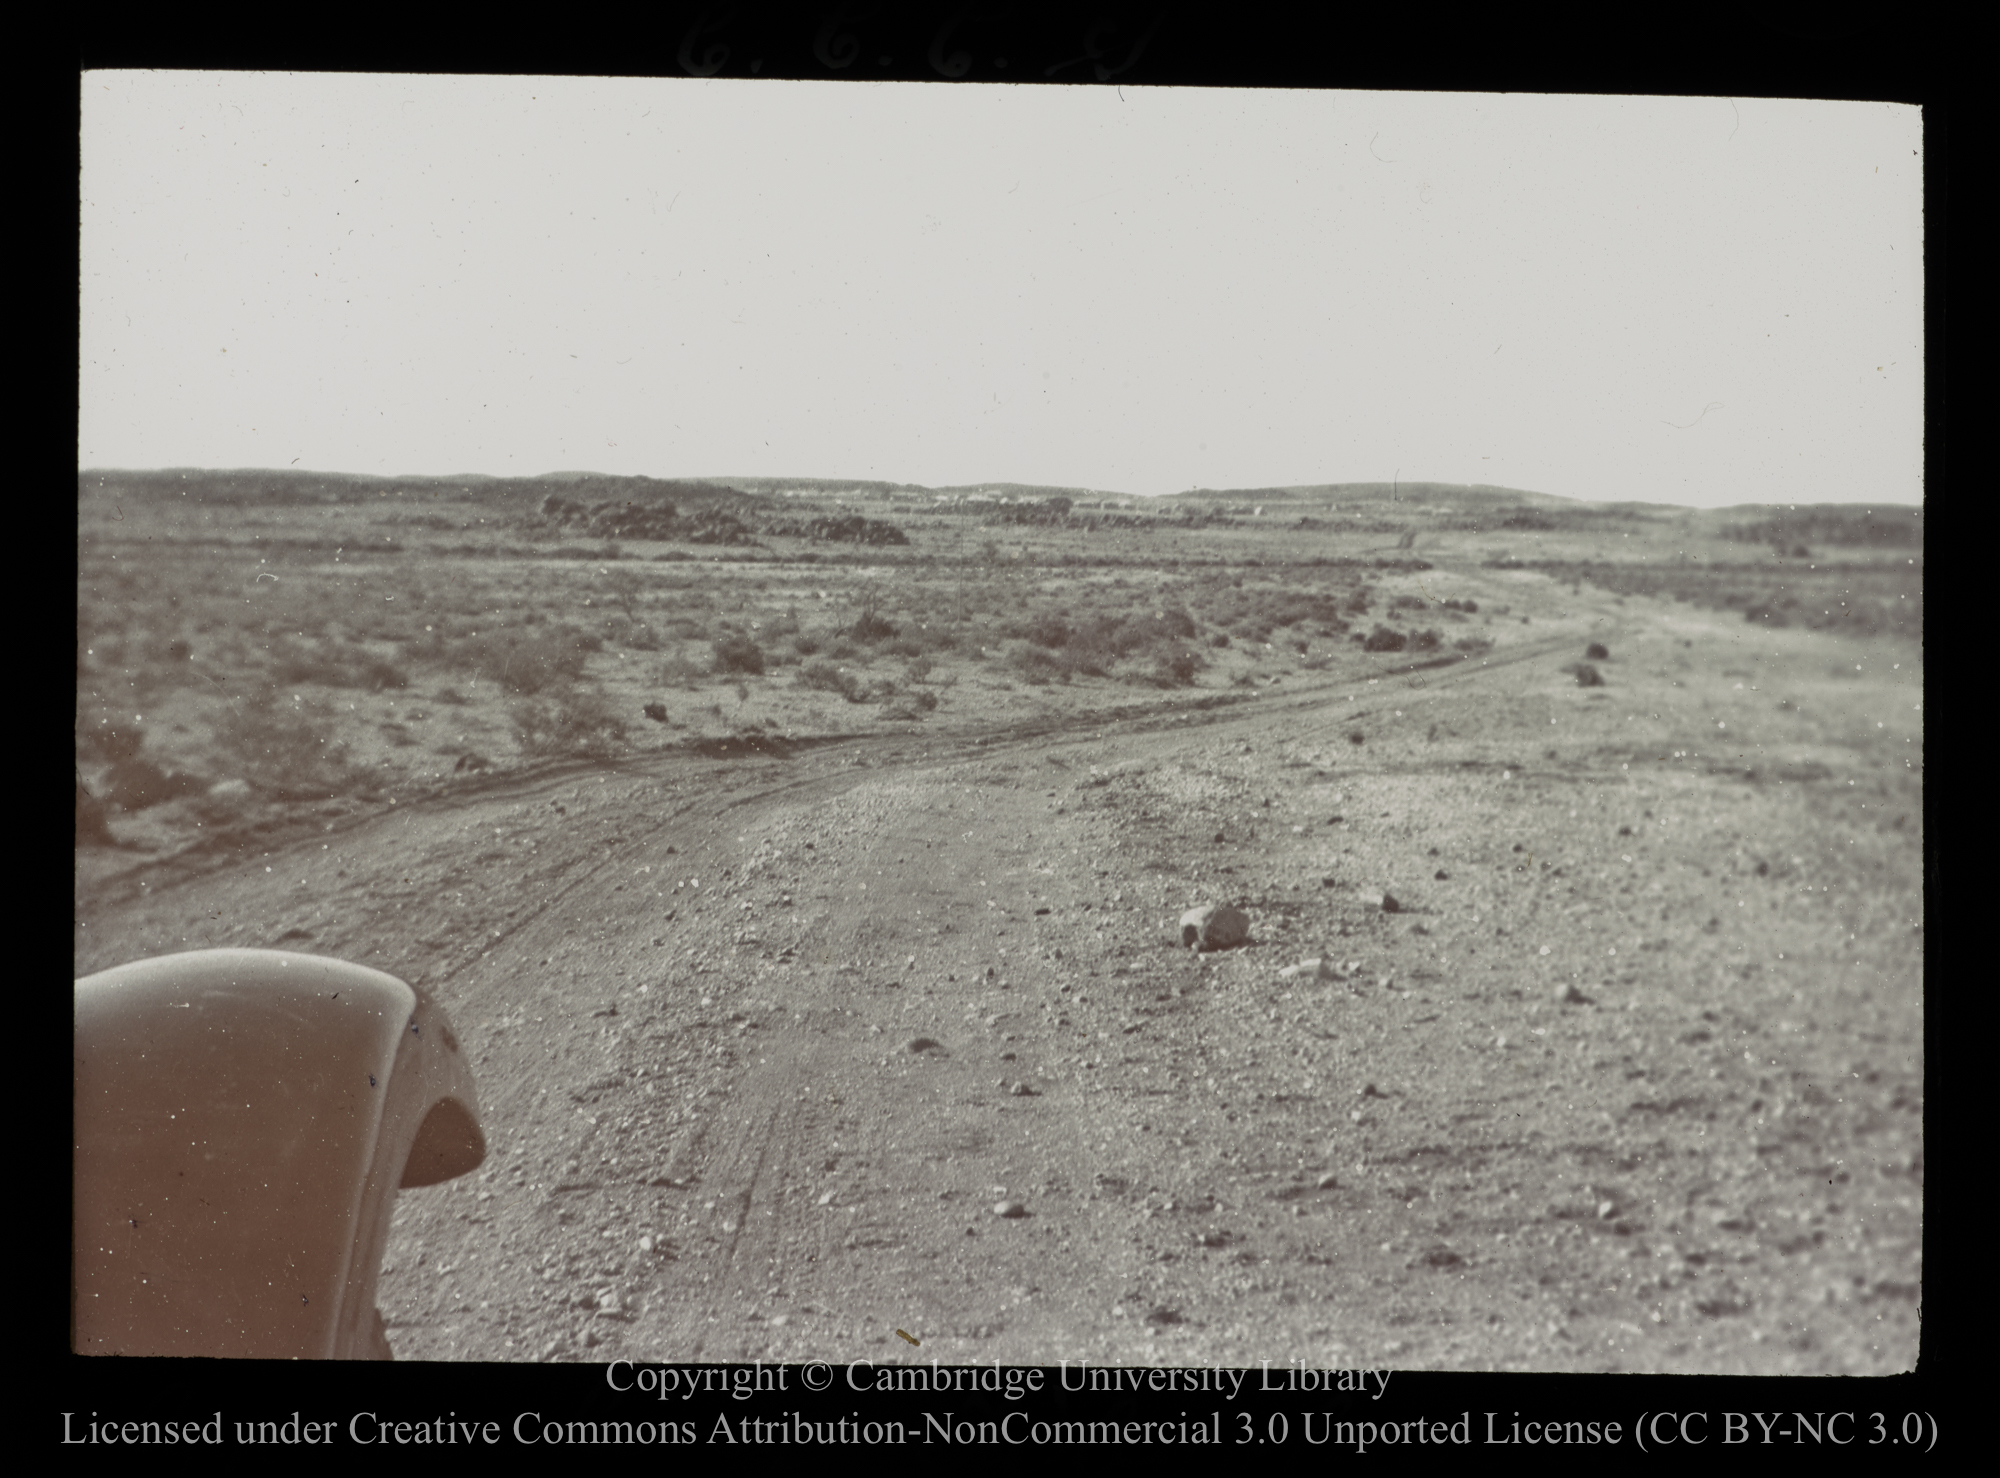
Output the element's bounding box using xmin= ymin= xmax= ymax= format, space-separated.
xmin=73 ymin=949 xmax=485 ymax=1358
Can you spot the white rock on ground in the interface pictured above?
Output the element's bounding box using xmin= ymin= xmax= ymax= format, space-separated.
xmin=1179 ymin=904 xmax=1250 ymax=951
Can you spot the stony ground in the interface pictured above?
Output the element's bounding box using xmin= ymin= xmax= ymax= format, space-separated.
xmin=75 ymin=570 xmax=1923 ymax=1372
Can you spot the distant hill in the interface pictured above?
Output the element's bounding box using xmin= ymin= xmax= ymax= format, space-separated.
xmin=1162 ymin=481 xmax=1579 ymax=510
xmin=76 ymin=468 xmax=1922 ymax=549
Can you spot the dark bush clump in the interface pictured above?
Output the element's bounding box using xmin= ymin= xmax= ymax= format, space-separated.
xmin=216 ymin=694 xmax=369 ymax=801
xmin=1362 ymin=625 xmax=1408 ymax=652
xmin=1011 ymin=646 xmax=1068 ymax=685
xmin=711 ymin=635 xmax=766 ymax=675
xmin=102 ymin=757 xmax=206 ymax=812
xmin=850 ymin=610 xmax=899 ymax=642
xmin=799 ymin=660 xmax=867 ymax=702
xmin=1585 ymin=642 xmax=1609 ymax=660
xmin=511 ymin=686 xmax=628 ymax=759
xmin=1572 ymin=663 xmax=1605 ymax=687
xmin=77 ymin=775 xmax=116 ymax=846
xmin=1027 ymin=614 xmax=1071 ymax=649
xmin=1409 ymin=629 xmax=1441 ymax=652
xmin=1156 ymin=649 xmax=1203 ymax=686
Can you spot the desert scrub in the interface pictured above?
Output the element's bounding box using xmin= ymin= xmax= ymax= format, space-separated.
xmin=849 ymin=609 xmax=899 ymax=643
xmin=1362 ymin=625 xmax=1408 ymax=652
xmin=511 ymin=684 xmax=628 ymax=760
xmin=1010 ymin=645 xmax=1068 ymax=686
xmin=423 ymin=623 xmax=596 ymax=695
xmin=1151 ymin=647 xmax=1204 ymax=686
xmin=270 ymin=635 xmax=409 ymax=692
xmin=1408 ymin=628 xmax=1442 ymax=652
xmin=798 ymin=660 xmax=867 ymax=703
xmin=711 ymin=634 xmax=766 ymax=675
xmin=214 ymin=692 xmax=371 ymax=800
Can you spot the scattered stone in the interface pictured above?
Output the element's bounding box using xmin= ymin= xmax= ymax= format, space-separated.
xmin=1360 ymin=1083 xmax=1387 ymax=1098
xmin=1557 ymin=983 xmax=1595 ymax=1006
xmin=1010 ymin=1082 xmax=1036 ymax=1097
xmin=1596 ymin=1200 xmax=1617 ymax=1220
xmin=993 ymin=1200 xmax=1028 ymax=1219
xmin=905 ymin=1037 xmax=945 ymax=1054
xmin=453 ymin=752 xmax=490 ymax=774
xmin=1316 ymin=1172 xmax=1340 ymax=1190
xmin=1179 ymin=904 xmax=1250 ymax=951
xmin=1585 ymin=643 xmax=1610 ymax=660
xmin=638 ymin=1236 xmax=654 ymax=1253
xmin=1572 ymin=663 xmax=1605 ymax=688
xmin=642 ymin=702 xmax=669 ymax=723
xmin=1434 ymin=869 xmax=1449 ymax=881
xmin=1277 ymin=958 xmax=1323 ymax=980
xmin=1374 ymin=892 xmax=1404 ymax=914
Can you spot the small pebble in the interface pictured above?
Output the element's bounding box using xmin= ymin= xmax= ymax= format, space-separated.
xmin=994 ymin=1200 xmax=1028 ymax=1219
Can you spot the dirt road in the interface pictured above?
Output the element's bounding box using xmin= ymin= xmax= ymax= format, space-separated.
xmin=74 ymin=589 xmax=1923 ymax=1373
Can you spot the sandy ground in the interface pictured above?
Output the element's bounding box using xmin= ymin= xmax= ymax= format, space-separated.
xmin=74 ymin=573 xmax=1922 ymax=1373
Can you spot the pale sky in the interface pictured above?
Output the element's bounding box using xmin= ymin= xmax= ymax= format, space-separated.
xmin=79 ymin=74 xmax=1923 ymax=507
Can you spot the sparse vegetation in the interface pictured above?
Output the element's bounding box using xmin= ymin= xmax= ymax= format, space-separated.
xmin=711 ymin=634 xmax=766 ymax=675
xmin=510 ymin=685 xmax=628 ymax=760
xmin=75 ymin=467 xmax=1919 ymax=881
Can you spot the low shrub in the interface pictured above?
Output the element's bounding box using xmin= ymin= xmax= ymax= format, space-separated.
xmin=1154 ymin=648 xmax=1203 ymax=686
xmin=1011 ymin=646 xmax=1068 ymax=686
xmin=850 ymin=609 xmax=899 ymax=642
xmin=1571 ymin=663 xmax=1605 ymax=687
xmin=1585 ymin=642 xmax=1609 ymax=660
xmin=1362 ymin=625 xmax=1408 ymax=652
xmin=1409 ymin=628 xmax=1441 ymax=652
xmin=1027 ymin=614 xmax=1071 ymax=649
xmin=102 ymin=757 xmax=206 ymax=812
xmin=445 ymin=625 xmax=595 ymax=695
xmin=711 ymin=634 xmax=766 ymax=675
xmin=798 ymin=660 xmax=866 ymax=702
xmin=271 ymin=637 xmax=410 ymax=692
xmin=660 ymin=650 xmax=709 ymax=687
xmin=511 ymin=684 xmax=628 ymax=760
xmin=215 ymin=693 xmax=369 ymax=800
